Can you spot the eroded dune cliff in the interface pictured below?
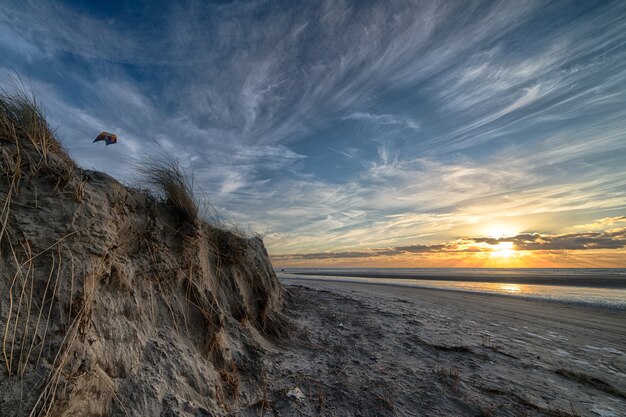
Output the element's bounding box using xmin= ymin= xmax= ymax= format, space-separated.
xmin=0 ymin=94 xmax=284 ymax=417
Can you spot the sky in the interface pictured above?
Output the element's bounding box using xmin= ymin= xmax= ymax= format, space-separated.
xmin=2 ymin=0 xmax=626 ymax=268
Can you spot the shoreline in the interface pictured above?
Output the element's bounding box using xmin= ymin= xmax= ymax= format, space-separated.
xmin=279 ymin=270 xmax=626 ymax=288
xmin=279 ymin=276 xmax=626 ymax=328
xmin=278 ymin=273 xmax=626 ymax=311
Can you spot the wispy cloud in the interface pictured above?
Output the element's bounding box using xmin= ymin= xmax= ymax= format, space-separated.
xmin=343 ymin=112 xmax=420 ymax=130
xmin=2 ymin=0 xmax=626 ymax=265
xmin=327 ymin=146 xmax=361 ymax=159
xmin=574 ymin=216 xmax=626 ymax=230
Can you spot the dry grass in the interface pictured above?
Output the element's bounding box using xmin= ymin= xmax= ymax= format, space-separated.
xmin=1 ymin=230 xmax=93 ymax=417
xmin=2 ymin=230 xmax=81 ymax=378
xmin=0 ymin=86 xmax=77 ymax=255
xmin=0 ymin=86 xmax=75 ymax=170
xmin=220 ymin=361 xmax=241 ymax=398
xmin=28 ymin=252 xmax=107 ymax=417
xmin=372 ymin=380 xmax=397 ymax=413
xmin=136 ymin=152 xmax=198 ymax=227
xmin=0 ymin=90 xmax=90 ymax=406
xmin=252 ymin=376 xmax=271 ymax=416
xmin=434 ymin=366 xmax=460 ymax=381
xmin=209 ymin=226 xmax=248 ymax=266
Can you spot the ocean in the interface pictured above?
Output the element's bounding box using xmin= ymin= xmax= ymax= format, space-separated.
xmin=277 ymin=268 xmax=626 ymax=310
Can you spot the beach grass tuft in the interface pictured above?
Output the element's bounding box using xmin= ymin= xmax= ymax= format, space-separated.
xmin=136 ymin=152 xmax=198 ymax=227
xmin=0 ymin=84 xmax=75 ymax=169
xmin=208 ymin=227 xmax=248 ymax=266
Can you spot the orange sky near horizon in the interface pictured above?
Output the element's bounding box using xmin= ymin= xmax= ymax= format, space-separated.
xmin=271 ymin=219 xmax=626 ymax=268
xmin=272 ymin=248 xmax=626 ymax=269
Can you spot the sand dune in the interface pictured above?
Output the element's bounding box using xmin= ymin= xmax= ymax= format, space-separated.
xmin=0 ymin=93 xmax=284 ymax=417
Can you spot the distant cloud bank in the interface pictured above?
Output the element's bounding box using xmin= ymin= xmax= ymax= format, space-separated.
xmin=272 ymin=227 xmax=626 ymax=261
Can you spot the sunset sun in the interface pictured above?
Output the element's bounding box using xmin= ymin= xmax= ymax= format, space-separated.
xmin=491 ymin=241 xmax=515 ymax=258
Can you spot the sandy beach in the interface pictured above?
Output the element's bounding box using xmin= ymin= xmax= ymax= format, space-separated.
xmin=240 ymin=276 xmax=626 ymax=416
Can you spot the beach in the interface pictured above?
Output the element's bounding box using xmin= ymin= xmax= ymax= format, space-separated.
xmin=285 ymin=268 xmax=626 ymax=289
xmin=240 ymin=275 xmax=626 ymax=416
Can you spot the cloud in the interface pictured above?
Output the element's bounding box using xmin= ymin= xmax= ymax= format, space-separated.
xmin=574 ymin=216 xmax=626 ymax=230
xmin=272 ymin=228 xmax=626 ymax=261
xmin=343 ymin=112 xmax=420 ymax=130
xmin=0 ymin=0 xmax=546 ymax=148
xmin=2 ymin=0 xmax=626 ymax=262
xmin=480 ymin=228 xmax=626 ymax=250
xmin=327 ymin=146 xmax=361 ymax=159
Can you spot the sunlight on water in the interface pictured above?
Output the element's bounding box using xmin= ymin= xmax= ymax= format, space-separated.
xmin=499 ymin=284 xmax=521 ymax=293
xmin=278 ymin=272 xmax=626 ymax=310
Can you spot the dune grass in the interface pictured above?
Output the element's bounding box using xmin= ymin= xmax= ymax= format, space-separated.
xmin=0 ymin=86 xmax=74 ymax=167
xmin=135 ymin=151 xmax=258 ymax=271
xmin=136 ymin=152 xmax=199 ymax=227
xmin=0 ymin=87 xmax=77 ymax=257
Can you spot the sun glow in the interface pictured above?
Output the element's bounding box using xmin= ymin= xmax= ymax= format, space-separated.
xmin=491 ymin=241 xmax=515 ymax=258
xmin=483 ymin=224 xmax=520 ymax=239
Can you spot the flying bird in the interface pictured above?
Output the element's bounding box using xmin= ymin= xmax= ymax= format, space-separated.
xmin=93 ymin=131 xmax=117 ymax=146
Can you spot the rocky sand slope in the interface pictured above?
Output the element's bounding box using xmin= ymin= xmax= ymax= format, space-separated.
xmin=0 ymin=95 xmax=284 ymax=416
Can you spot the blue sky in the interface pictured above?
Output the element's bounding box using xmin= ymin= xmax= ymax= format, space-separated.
xmin=2 ymin=0 xmax=626 ymax=266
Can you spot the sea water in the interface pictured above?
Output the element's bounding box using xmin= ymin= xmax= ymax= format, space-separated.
xmin=277 ymin=268 xmax=626 ymax=310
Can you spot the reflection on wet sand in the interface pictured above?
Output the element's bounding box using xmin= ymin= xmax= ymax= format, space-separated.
xmin=278 ymin=272 xmax=626 ymax=309
xmin=499 ymin=284 xmax=521 ymax=293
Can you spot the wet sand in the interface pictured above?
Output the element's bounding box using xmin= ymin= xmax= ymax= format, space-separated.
xmin=241 ymin=276 xmax=626 ymax=416
xmin=285 ymin=270 xmax=626 ymax=288
xmin=289 ymin=277 xmax=626 ymax=352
